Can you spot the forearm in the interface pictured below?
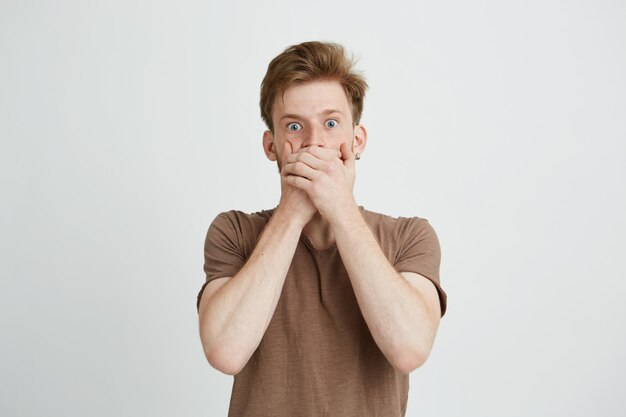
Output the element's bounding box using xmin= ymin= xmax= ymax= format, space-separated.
xmin=330 ymin=205 xmax=438 ymax=373
xmin=199 ymin=207 xmax=303 ymax=374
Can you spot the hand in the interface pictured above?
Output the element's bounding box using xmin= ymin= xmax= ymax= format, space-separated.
xmin=277 ymin=141 xmax=317 ymax=228
xmin=282 ymin=143 xmax=357 ymax=223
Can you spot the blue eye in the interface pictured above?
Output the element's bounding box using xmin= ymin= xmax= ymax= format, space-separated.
xmin=287 ymin=122 xmax=302 ymax=132
xmin=325 ymin=119 xmax=338 ymax=128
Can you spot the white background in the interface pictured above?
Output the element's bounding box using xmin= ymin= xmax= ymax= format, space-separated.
xmin=1 ymin=1 xmax=625 ymax=416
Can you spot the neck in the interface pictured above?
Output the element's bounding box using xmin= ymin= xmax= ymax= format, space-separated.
xmin=302 ymin=211 xmax=334 ymax=250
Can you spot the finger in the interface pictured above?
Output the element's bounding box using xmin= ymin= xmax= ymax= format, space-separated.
xmin=285 ymin=174 xmax=312 ymax=191
xmin=286 ymin=147 xmax=314 ymax=163
xmin=340 ymin=142 xmax=356 ymax=170
xmin=306 ymin=145 xmax=342 ymax=161
xmin=289 ymin=151 xmax=327 ymax=170
xmin=283 ymin=160 xmax=319 ymax=180
xmin=286 ymin=153 xmax=297 ymax=163
xmin=282 ymin=141 xmax=294 ymax=170
xmin=283 ymin=141 xmax=292 ymax=155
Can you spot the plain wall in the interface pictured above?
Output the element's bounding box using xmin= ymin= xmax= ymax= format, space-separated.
xmin=1 ymin=0 xmax=625 ymax=416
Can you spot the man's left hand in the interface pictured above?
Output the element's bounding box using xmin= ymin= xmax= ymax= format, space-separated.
xmin=282 ymin=143 xmax=357 ymax=222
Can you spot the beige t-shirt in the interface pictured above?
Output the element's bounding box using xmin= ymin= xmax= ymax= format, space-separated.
xmin=197 ymin=206 xmax=447 ymax=417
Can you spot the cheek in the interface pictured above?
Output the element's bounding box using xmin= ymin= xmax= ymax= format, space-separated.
xmin=281 ymin=131 xmax=301 ymax=142
xmin=290 ymin=132 xmax=304 ymax=143
xmin=276 ymin=153 xmax=288 ymax=172
xmin=331 ymin=127 xmax=352 ymax=142
xmin=285 ymin=137 xmax=304 ymax=153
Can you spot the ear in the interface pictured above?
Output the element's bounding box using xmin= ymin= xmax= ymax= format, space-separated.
xmin=352 ymin=124 xmax=368 ymax=155
xmin=262 ymin=130 xmax=277 ymax=161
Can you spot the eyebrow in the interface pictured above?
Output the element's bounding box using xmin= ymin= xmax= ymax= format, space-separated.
xmin=279 ymin=109 xmax=345 ymax=122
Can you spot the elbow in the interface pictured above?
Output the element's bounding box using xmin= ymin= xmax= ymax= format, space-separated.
xmin=204 ymin=348 xmax=243 ymax=376
xmin=199 ymin=320 xmax=245 ymax=375
xmin=203 ymin=342 xmax=248 ymax=376
xmin=392 ymin=355 xmax=425 ymax=375
xmin=391 ymin=347 xmax=429 ymax=374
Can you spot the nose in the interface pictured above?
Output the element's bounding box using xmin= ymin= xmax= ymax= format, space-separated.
xmin=302 ymin=125 xmax=325 ymax=148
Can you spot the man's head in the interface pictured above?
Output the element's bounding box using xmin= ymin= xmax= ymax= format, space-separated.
xmin=260 ymin=41 xmax=368 ymax=132
xmin=260 ymin=41 xmax=368 ymax=170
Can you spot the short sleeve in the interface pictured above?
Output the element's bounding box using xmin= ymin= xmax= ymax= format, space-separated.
xmin=394 ymin=217 xmax=447 ymax=317
xmin=196 ymin=211 xmax=247 ymax=312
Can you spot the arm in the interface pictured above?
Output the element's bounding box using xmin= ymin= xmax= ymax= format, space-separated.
xmin=283 ymin=144 xmax=442 ymax=374
xmin=329 ymin=205 xmax=442 ymax=374
xmin=198 ymin=207 xmax=304 ymax=375
xmin=199 ymin=140 xmax=315 ymax=375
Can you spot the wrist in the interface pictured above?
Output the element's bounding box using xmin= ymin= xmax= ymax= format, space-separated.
xmin=326 ymin=200 xmax=362 ymax=229
xmin=273 ymin=204 xmax=308 ymax=231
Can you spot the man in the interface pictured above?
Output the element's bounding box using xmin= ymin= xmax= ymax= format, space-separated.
xmin=197 ymin=41 xmax=447 ymax=416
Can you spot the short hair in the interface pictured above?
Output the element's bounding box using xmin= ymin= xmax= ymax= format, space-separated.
xmin=260 ymin=41 xmax=368 ymax=132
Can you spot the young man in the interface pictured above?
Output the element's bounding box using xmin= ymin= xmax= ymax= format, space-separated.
xmin=197 ymin=41 xmax=447 ymax=416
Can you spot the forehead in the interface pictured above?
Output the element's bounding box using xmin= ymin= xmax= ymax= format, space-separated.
xmin=273 ymin=80 xmax=351 ymax=118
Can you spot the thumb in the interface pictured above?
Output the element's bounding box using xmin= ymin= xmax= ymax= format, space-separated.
xmin=282 ymin=141 xmax=293 ymax=170
xmin=340 ymin=142 xmax=355 ymax=169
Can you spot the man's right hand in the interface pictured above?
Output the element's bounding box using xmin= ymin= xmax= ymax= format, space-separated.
xmin=277 ymin=141 xmax=317 ymax=228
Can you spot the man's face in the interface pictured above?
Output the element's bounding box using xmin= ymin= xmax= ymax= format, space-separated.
xmin=263 ymin=80 xmax=364 ymax=171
